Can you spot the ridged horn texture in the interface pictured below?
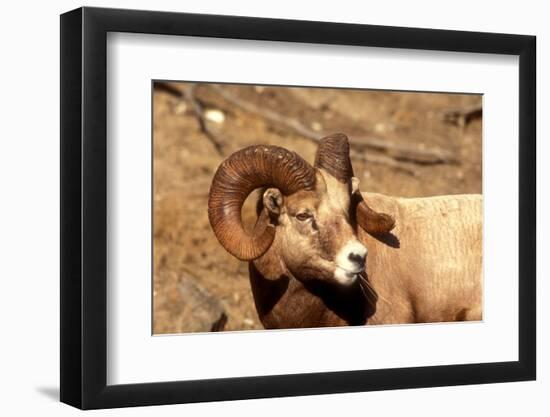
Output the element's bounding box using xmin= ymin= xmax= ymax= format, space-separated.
xmin=314 ymin=133 xmax=354 ymax=183
xmin=315 ymin=133 xmax=396 ymax=235
xmin=208 ymin=145 xmax=316 ymax=261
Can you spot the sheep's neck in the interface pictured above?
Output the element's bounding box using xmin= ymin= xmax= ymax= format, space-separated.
xmin=249 ymin=256 xmax=376 ymax=329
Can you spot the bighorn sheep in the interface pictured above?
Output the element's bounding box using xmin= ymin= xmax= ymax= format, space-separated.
xmin=208 ymin=133 xmax=482 ymax=329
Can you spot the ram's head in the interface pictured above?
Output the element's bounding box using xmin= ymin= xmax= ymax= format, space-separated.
xmin=208 ymin=133 xmax=394 ymax=286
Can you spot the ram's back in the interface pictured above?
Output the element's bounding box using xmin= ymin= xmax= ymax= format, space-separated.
xmin=359 ymin=193 xmax=483 ymax=324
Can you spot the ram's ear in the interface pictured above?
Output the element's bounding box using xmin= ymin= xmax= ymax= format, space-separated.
xmin=263 ymin=188 xmax=284 ymax=217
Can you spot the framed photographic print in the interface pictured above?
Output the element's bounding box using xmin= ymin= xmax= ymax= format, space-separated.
xmin=60 ymin=6 xmax=536 ymax=409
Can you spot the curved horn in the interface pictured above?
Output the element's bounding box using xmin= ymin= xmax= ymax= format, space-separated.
xmin=356 ymin=197 xmax=396 ymax=235
xmin=315 ymin=133 xmax=395 ymax=234
xmin=208 ymin=145 xmax=316 ymax=261
xmin=314 ymin=133 xmax=354 ymax=183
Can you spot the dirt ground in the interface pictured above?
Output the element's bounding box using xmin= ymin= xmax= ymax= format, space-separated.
xmin=152 ymin=81 xmax=482 ymax=334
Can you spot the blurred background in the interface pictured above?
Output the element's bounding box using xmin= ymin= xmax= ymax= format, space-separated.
xmin=152 ymin=81 xmax=482 ymax=334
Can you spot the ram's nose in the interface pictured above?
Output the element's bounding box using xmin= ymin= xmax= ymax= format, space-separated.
xmin=348 ymin=251 xmax=366 ymax=269
xmin=336 ymin=240 xmax=368 ymax=273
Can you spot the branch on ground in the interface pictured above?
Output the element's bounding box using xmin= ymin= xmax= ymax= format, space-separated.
xmin=209 ymin=85 xmax=456 ymax=165
xmin=352 ymin=152 xmax=419 ymax=176
xmin=155 ymin=82 xmax=225 ymax=155
xmin=442 ymin=105 xmax=482 ymax=127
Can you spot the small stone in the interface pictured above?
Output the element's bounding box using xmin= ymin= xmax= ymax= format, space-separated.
xmin=173 ymin=101 xmax=188 ymax=115
xmin=243 ymin=318 xmax=255 ymax=327
xmin=374 ymin=123 xmax=386 ymax=133
xmin=205 ymin=109 xmax=225 ymax=124
xmin=311 ymin=121 xmax=323 ymax=132
xmin=254 ymin=86 xmax=266 ymax=93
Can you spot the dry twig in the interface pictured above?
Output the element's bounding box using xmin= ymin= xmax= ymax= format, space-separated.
xmin=155 ymin=82 xmax=225 ymax=155
xmin=155 ymin=82 xmax=183 ymax=97
xmin=182 ymin=84 xmax=225 ymax=155
xmin=442 ymin=105 xmax=482 ymax=127
xmin=210 ymin=85 xmax=455 ymax=165
xmin=352 ymin=152 xmax=419 ymax=176
xmin=156 ymin=82 xmax=451 ymax=174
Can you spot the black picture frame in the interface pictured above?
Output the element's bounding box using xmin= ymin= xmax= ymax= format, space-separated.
xmin=60 ymin=6 xmax=536 ymax=410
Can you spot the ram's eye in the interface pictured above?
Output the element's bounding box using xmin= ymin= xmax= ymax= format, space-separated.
xmin=296 ymin=212 xmax=312 ymax=221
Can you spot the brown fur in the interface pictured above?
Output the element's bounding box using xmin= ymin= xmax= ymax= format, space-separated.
xmin=250 ymin=182 xmax=482 ymax=328
xmin=209 ymin=139 xmax=482 ymax=329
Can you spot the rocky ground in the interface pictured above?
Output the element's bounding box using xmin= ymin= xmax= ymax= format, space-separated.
xmin=152 ymin=81 xmax=482 ymax=334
